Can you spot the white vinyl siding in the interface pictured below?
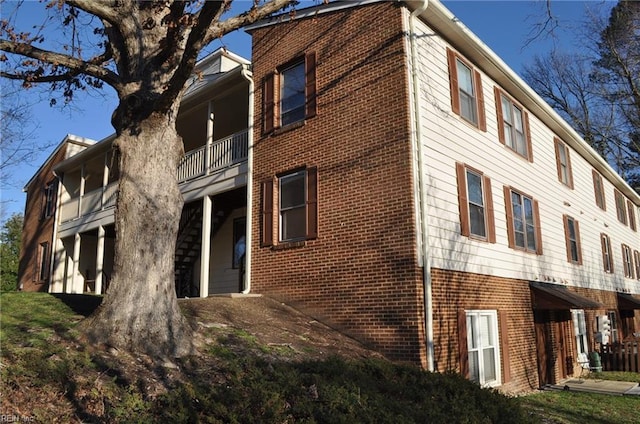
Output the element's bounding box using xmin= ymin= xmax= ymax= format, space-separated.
xmin=406 ymin=11 xmax=640 ymax=294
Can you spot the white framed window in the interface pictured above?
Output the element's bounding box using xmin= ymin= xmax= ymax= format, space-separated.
xmin=279 ymin=170 xmax=307 ymax=242
xmin=466 ymin=310 xmax=501 ymax=387
xmin=608 ymin=311 xmax=619 ymax=344
xmin=571 ymin=309 xmax=588 ymax=355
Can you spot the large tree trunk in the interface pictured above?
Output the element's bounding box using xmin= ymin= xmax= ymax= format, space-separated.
xmin=79 ymin=109 xmax=193 ymax=358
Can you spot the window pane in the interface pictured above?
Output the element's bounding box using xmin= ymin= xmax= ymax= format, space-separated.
xmin=457 ymin=60 xmax=473 ymax=94
xmin=467 ymin=171 xmax=483 ymax=205
xmin=469 ymin=205 xmax=486 ymax=238
xmin=479 ymin=315 xmax=491 ymax=346
xmin=483 ymin=347 xmax=497 ymax=382
xmin=281 ymin=207 xmax=306 ymax=240
xmin=280 ymin=173 xmax=305 ymax=209
xmin=501 ymin=96 xmax=512 ymax=123
xmin=513 ymin=106 xmax=523 ymax=132
xmin=467 ymin=315 xmax=478 ymax=349
xmin=469 ymin=350 xmax=479 ymax=383
xmin=460 ymin=92 xmax=477 ymax=123
xmin=281 ymin=62 xmax=305 ymax=126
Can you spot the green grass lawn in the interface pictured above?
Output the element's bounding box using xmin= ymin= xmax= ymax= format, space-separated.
xmin=1 ymin=292 xmax=638 ymax=423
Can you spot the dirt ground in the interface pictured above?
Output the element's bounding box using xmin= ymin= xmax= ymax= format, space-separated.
xmin=180 ymin=295 xmax=381 ymax=361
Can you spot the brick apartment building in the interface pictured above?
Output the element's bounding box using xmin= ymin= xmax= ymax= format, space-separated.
xmin=18 ymin=0 xmax=640 ymax=393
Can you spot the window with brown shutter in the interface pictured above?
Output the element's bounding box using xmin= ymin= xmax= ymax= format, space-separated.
xmin=262 ymin=52 xmax=317 ymax=134
xmin=563 ymin=215 xmax=582 ymax=265
xmin=262 ymin=167 xmax=318 ymax=247
xmin=455 ymin=163 xmax=495 ymax=242
xmin=504 ymin=186 xmax=542 ymax=254
xmin=447 ymin=48 xmax=486 ymax=131
xmin=494 ymin=87 xmax=533 ymax=162
xmin=554 ymin=138 xmax=573 ymax=188
xmin=498 ymin=310 xmax=511 ymax=384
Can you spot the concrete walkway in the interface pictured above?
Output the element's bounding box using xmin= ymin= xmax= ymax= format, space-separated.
xmin=546 ymin=378 xmax=640 ymax=396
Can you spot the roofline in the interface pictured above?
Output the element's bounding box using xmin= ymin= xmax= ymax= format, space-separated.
xmin=244 ymin=0 xmax=383 ymax=32
xmin=53 ymin=133 xmax=116 ymax=174
xmin=195 ymin=47 xmax=251 ymax=70
xmin=23 ymin=134 xmax=96 ymax=191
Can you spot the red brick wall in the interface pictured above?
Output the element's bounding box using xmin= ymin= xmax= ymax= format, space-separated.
xmin=249 ymin=2 xmax=427 ymax=363
xmin=18 ymin=145 xmax=68 ymax=292
xmin=431 ymin=268 xmax=539 ymax=393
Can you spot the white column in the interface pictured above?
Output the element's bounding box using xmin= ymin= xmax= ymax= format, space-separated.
xmin=71 ymin=233 xmax=81 ymax=293
xmin=199 ymin=196 xmax=212 ymax=298
xmin=205 ymin=101 xmax=214 ymax=174
xmin=101 ymin=152 xmax=110 ymax=208
xmin=95 ymin=226 xmax=105 ymax=294
xmin=64 ymin=252 xmax=74 ymax=293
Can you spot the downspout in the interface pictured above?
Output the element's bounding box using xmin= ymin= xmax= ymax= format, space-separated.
xmin=409 ymin=0 xmax=434 ymax=372
xmin=240 ymin=65 xmax=254 ymax=294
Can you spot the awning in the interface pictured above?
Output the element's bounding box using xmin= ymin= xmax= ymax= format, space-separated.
xmin=617 ymin=292 xmax=640 ymax=310
xmin=530 ymin=281 xmax=602 ymax=310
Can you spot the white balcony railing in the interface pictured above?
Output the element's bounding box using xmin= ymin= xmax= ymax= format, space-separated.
xmin=60 ymin=130 xmax=249 ymax=222
xmin=178 ymin=129 xmax=249 ymax=182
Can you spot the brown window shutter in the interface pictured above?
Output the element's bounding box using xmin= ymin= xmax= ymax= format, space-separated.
xmin=627 ymin=200 xmax=637 ymax=232
xmin=601 ymin=233 xmax=607 ymax=271
xmin=592 ymin=170 xmax=605 ymax=210
xmin=566 ymin=145 xmax=573 ymax=189
xmin=457 ymin=308 xmax=469 ymax=378
xmin=263 ymin=73 xmax=275 ymax=134
xmin=524 ymin=111 xmax=533 ymax=162
xmin=305 ymin=51 xmax=317 ymax=119
xmin=306 ymin=167 xmax=318 ymax=239
xmin=534 ymin=199 xmax=543 ymax=255
xmin=504 ymin=186 xmax=515 ymax=248
xmin=563 ymin=215 xmax=572 ymax=263
xmin=574 ymin=219 xmax=582 ymax=265
xmin=498 ymin=310 xmax=511 ymax=384
xmin=494 ymin=87 xmax=505 ymax=145
xmin=554 ymin=138 xmax=563 ymax=183
xmin=474 ymin=70 xmax=486 ymax=131
xmin=483 ymin=175 xmax=496 ymax=243
xmin=622 ymin=244 xmax=629 ymax=277
xmin=456 ymin=163 xmax=470 ymax=237
xmin=447 ymin=48 xmax=460 ymax=116
xmin=261 ymin=179 xmax=274 ymax=247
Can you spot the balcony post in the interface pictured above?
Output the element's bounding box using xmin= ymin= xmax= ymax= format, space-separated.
xmin=95 ymin=225 xmax=105 ymax=294
xmin=199 ymin=195 xmax=212 ymax=298
xmin=71 ymin=232 xmax=81 ymax=294
xmin=206 ymin=101 xmax=214 ymax=175
xmin=101 ymin=152 xmax=110 ymax=208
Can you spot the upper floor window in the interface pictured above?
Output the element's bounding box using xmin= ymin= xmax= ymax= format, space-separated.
xmin=261 ymin=167 xmax=318 ymax=247
xmin=263 ymin=52 xmax=317 ymax=133
xmin=495 ymin=88 xmax=532 ymax=160
xmin=504 ymin=186 xmax=542 ymax=254
xmin=563 ymin=215 xmax=582 ymax=265
xmin=622 ymin=244 xmax=634 ymax=279
xmin=41 ymin=180 xmax=57 ymax=220
xmin=614 ymin=189 xmax=627 ymax=225
xmin=627 ymin=200 xmax=637 ymax=231
xmin=447 ymin=48 xmax=486 ymax=131
xmin=601 ymin=233 xmax=613 ymax=273
xmin=592 ymin=170 xmax=606 ymax=211
xmin=554 ymin=138 xmax=573 ymax=188
xmin=455 ymin=163 xmax=496 ymax=242
xmin=634 ymin=250 xmax=640 ymax=281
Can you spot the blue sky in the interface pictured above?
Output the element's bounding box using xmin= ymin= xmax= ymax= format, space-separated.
xmin=0 ymin=0 xmax=614 ymax=222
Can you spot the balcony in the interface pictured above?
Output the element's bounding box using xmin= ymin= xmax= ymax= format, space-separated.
xmin=60 ymin=129 xmax=249 ymax=223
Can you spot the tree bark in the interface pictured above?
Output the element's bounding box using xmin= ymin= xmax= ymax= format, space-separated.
xmin=79 ymin=108 xmax=193 ymax=358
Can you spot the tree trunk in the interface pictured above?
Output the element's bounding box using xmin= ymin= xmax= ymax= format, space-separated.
xmin=79 ymin=110 xmax=193 ymax=358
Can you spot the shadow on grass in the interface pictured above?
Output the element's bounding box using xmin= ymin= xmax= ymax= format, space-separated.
xmin=52 ymin=293 xmax=103 ymax=317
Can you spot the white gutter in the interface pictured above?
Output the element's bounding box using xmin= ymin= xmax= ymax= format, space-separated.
xmin=409 ymin=0 xmax=434 ymax=372
xmin=240 ymin=65 xmax=254 ymax=294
